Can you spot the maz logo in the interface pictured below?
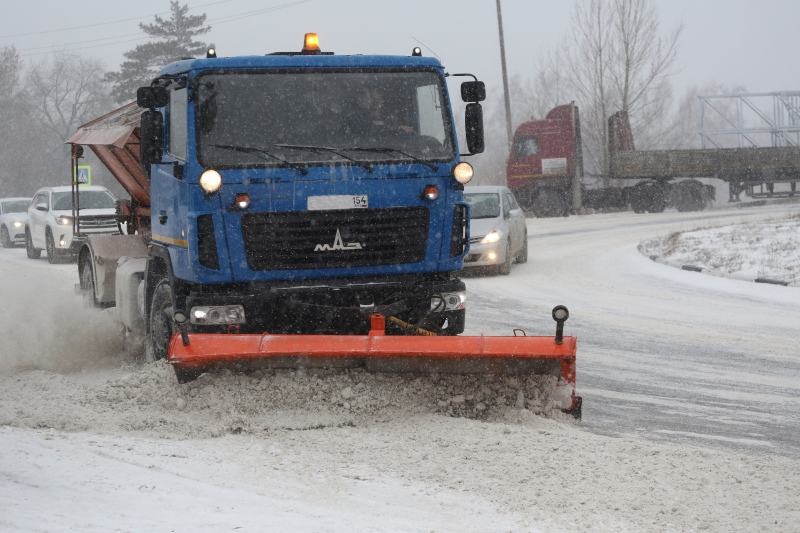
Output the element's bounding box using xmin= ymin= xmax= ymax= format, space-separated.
xmin=314 ymin=229 xmax=363 ymax=252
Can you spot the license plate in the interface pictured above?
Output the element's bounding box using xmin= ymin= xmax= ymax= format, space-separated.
xmin=307 ymin=195 xmax=368 ymax=210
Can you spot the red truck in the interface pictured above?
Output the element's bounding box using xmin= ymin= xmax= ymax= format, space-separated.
xmin=507 ymin=103 xmax=800 ymax=217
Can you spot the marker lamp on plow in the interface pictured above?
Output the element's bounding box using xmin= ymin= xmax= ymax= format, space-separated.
xmin=190 ymin=305 xmax=246 ymax=325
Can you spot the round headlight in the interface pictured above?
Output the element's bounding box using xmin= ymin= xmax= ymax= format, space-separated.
xmin=199 ymin=170 xmax=222 ymax=193
xmin=452 ymin=162 xmax=474 ymax=185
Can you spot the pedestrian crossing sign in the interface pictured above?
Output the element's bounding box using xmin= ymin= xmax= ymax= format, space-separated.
xmin=74 ymin=165 xmax=91 ymax=186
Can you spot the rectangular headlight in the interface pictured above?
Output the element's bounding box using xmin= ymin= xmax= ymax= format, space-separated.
xmin=190 ymin=305 xmax=246 ymax=325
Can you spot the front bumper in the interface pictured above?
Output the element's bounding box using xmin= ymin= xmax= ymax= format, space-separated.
xmin=179 ymin=275 xmax=467 ymax=336
xmin=9 ymin=226 xmax=25 ymax=243
xmin=462 ymin=241 xmax=508 ymax=268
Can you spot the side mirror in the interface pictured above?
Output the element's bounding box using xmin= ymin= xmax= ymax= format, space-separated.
xmin=137 ymin=86 xmax=168 ymax=109
xmin=465 ymin=103 xmax=485 ymax=154
xmin=461 ymin=81 xmax=486 ymax=102
xmin=140 ymin=110 xmax=164 ymax=165
xmin=36 ymin=203 xmax=47 ymax=212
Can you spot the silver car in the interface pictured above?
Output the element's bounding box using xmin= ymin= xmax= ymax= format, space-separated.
xmin=462 ymin=185 xmax=528 ymax=275
xmin=0 ymin=197 xmax=32 ymax=248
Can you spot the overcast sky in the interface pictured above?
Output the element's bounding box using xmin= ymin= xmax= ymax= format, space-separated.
xmin=4 ymin=0 xmax=799 ymax=102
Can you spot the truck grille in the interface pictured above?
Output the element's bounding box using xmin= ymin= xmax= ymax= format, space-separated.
xmin=241 ymin=207 xmax=430 ymax=271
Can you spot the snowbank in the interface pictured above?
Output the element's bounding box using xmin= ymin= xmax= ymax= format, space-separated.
xmin=641 ymin=212 xmax=800 ymax=284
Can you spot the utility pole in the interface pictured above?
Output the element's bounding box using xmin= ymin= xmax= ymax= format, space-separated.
xmin=496 ymin=0 xmax=513 ymax=149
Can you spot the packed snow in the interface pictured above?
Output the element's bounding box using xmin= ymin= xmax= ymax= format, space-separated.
xmin=641 ymin=209 xmax=800 ymax=283
xmin=2 ymin=202 xmax=800 ymax=532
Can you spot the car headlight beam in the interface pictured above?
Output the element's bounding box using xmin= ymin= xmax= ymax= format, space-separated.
xmin=480 ymin=230 xmax=502 ymax=244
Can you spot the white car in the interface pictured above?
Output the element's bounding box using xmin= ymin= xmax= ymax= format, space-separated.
xmin=26 ymin=185 xmax=118 ymax=263
xmin=0 ymin=197 xmax=32 ymax=248
xmin=463 ymin=185 xmax=528 ymax=275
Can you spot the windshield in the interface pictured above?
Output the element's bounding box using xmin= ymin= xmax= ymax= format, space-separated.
xmin=464 ymin=193 xmax=501 ymax=219
xmin=195 ymin=70 xmax=455 ymax=169
xmin=52 ymin=191 xmax=115 ymax=211
xmin=1 ymin=200 xmax=29 ymax=214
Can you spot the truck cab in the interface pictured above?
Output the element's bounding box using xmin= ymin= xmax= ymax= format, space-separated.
xmin=74 ymin=36 xmax=486 ymax=360
xmin=506 ymin=104 xmax=583 ymax=217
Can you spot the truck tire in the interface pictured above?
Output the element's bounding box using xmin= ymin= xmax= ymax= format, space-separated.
xmin=1 ymin=226 xmax=12 ymax=248
xmin=80 ymin=257 xmax=98 ymax=307
xmin=516 ymin=231 xmax=528 ymax=264
xmin=531 ymin=189 xmax=566 ymax=218
xmin=25 ymin=227 xmax=41 ymax=259
xmin=630 ymin=183 xmax=666 ymax=213
xmin=673 ymin=181 xmax=706 ymax=212
xmin=148 ymin=278 xmax=174 ymax=362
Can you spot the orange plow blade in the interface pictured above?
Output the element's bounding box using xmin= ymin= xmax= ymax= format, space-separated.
xmin=167 ymin=314 xmax=580 ymax=415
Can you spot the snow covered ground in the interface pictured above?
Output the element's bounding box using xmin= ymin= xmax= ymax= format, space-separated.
xmin=2 ymin=202 xmax=800 ymax=532
xmin=641 ymin=209 xmax=800 ymax=284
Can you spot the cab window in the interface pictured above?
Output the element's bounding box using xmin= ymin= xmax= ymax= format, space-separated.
xmin=168 ymin=88 xmax=188 ymax=160
xmin=502 ymin=193 xmax=511 ymax=218
xmin=514 ymin=136 xmax=539 ymax=159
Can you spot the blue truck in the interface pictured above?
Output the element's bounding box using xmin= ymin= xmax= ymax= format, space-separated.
xmin=69 ymin=35 xmax=491 ymax=365
xmin=68 ymin=35 xmax=581 ymax=418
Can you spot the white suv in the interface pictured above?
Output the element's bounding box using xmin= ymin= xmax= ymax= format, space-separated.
xmin=0 ymin=197 xmax=32 ymax=248
xmin=26 ymin=185 xmax=118 ymax=263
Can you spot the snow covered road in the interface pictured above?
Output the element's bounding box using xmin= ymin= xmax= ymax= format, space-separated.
xmin=2 ymin=202 xmax=800 ymax=532
xmin=464 ymin=202 xmax=800 ymax=458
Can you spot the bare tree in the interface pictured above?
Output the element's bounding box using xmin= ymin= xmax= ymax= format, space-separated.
xmin=26 ymin=49 xmax=112 ymax=142
xmin=538 ymin=0 xmax=682 ymax=176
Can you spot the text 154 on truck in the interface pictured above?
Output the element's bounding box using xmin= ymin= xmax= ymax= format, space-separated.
xmin=66 ymin=35 xmax=581 ymax=417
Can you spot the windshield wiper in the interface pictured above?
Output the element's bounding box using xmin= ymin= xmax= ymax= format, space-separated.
xmin=274 ymin=144 xmax=374 ymax=173
xmin=210 ymin=144 xmax=308 ymax=176
xmin=341 ymin=147 xmax=439 ymax=172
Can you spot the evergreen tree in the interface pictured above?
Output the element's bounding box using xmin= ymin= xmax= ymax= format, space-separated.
xmin=106 ymin=1 xmax=211 ymax=103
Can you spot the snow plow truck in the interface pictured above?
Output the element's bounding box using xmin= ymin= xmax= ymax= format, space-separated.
xmin=67 ymin=35 xmax=580 ymax=417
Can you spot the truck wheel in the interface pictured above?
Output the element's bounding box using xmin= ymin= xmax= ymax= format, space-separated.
xmin=148 ymin=278 xmax=174 ymax=362
xmin=516 ymin=231 xmax=528 ymax=264
xmin=648 ymin=193 xmax=667 ymax=213
xmin=531 ymin=189 xmax=566 ymax=218
xmin=498 ymin=240 xmax=512 ymax=275
xmin=674 ymin=181 xmax=705 ymax=212
xmin=45 ymin=228 xmax=60 ymax=264
xmin=25 ymin=227 xmax=41 ymax=259
xmin=80 ymin=257 xmax=98 ymax=307
xmin=1 ymin=226 xmax=12 ymax=248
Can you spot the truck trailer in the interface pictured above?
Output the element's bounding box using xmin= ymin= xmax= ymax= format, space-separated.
xmin=507 ymin=103 xmax=800 ymax=217
xmin=65 ymin=35 xmax=581 ymax=416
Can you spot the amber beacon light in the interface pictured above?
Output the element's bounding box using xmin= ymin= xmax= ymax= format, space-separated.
xmin=303 ymin=33 xmax=320 ymax=53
